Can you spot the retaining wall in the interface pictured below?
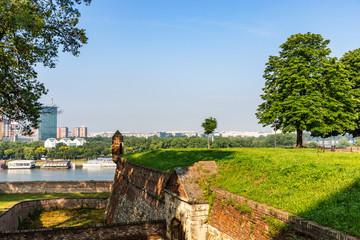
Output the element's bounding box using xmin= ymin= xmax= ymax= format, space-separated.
xmin=0 ymin=197 xmax=108 ymax=232
xmin=208 ymin=187 xmax=359 ymax=240
xmin=0 ymin=220 xmax=166 ymax=240
xmin=105 ymin=158 xmax=171 ymax=224
xmin=0 ymin=181 xmax=112 ymax=194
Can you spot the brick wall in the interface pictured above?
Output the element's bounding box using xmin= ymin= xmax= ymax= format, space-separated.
xmin=208 ymin=187 xmax=359 ymax=240
xmin=0 ymin=197 xmax=108 ymax=232
xmin=0 ymin=181 xmax=112 ymax=194
xmin=105 ymin=158 xmax=171 ymax=224
xmin=0 ymin=220 xmax=166 ymax=240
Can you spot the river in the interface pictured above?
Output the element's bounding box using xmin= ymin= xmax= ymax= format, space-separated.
xmin=0 ymin=168 xmax=115 ymax=182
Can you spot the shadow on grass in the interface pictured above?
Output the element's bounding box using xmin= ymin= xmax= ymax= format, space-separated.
xmin=270 ymin=179 xmax=360 ymax=239
xmin=298 ymin=179 xmax=360 ymax=237
xmin=126 ymin=149 xmax=236 ymax=171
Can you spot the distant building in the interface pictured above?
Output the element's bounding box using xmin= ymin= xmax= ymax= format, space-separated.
xmin=44 ymin=138 xmax=86 ymax=148
xmin=80 ymin=125 xmax=87 ymax=137
xmin=73 ymin=127 xmax=80 ymax=137
xmin=57 ymin=126 xmax=68 ymax=138
xmin=44 ymin=138 xmax=57 ymax=148
xmin=38 ymin=106 xmax=57 ymax=141
xmin=73 ymin=126 xmax=87 ymax=137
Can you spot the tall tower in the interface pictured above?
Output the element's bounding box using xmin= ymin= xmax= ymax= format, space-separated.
xmin=38 ymin=106 xmax=58 ymax=141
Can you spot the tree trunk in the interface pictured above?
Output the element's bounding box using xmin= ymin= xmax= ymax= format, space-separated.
xmin=296 ymin=129 xmax=303 ymax=148
xmin=207 ymin=135 xmax=210 ymax=149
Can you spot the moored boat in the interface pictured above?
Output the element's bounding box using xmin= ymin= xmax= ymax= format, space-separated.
xmin=99 ymin=158 xmax=116 ymax=168
xmin=8 ymin=160 xmax=35 ymax=169
xmin=42 ymin=160 xmax=71 ymax=169
xmin=82 ymin=159 xmax=101 ymax=168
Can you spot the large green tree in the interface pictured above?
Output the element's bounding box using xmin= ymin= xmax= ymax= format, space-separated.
xmin=256 ymin=32 xmax=357 ymax=147
xmin=340 ymin=48 xmax=360 ymax=137
xmin=0 ymin=0 xmax=90 ymax=134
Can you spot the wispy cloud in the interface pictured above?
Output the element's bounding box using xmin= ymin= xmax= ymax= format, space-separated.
xmin=186 ymin=18 xmax=275 ymax=38
xmin=145 ymin=20 xmax=189 ymax=29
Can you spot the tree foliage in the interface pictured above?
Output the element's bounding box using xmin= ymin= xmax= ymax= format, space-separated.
xmin=256 ymin=32 xmax=357 ymax=147
xmin=0 ymin=0 xmax=90 ymax=134
xmin=340 ymin=48 xmax=360 ymax=137
xmin=201 ymin=117 xmax=218 ymax=149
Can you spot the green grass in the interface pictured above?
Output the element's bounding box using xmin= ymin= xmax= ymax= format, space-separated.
xmin=19 ymin=207 xmax=105 ymax=229
xmin=0 ymin=193 xmax=109 ymax=212
xmin=125 ymin=148 xmax=360 ymax=236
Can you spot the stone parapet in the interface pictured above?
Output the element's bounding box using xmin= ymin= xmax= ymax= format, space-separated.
xmin=0 ymin=181 xmax=113 ymax=194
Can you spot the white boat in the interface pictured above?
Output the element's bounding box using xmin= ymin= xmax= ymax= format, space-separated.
xmin=100 ymin=159 xmax=116 ymax=168
xmin=82 ymin=158 xmax=116 ymax=168
xmin=82 ymin=159 xmax=101 ymax=168
xmin=8 ymin=160 xmax=36 ymax=169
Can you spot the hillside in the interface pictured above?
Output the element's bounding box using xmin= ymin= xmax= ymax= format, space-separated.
xmin=125 ymin=148 xmax=360 ymax=236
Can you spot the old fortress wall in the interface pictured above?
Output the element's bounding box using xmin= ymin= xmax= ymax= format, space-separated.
xmin=0 ymin=180 xmax=112 ymax=194
xmin=1 ymin=131 xmax=359 ymax=239
xmin=105 ymin=157 xmax=171 ymax=224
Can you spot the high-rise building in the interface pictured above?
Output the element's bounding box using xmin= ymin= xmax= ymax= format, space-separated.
xmin=0 ymin=116 xmax=15 ymax=141
xmin=73 ymin=127 xmax=80 ymax=137
xmin=57 ymin=126 xmax=68 ymax=138
xmin=73 ymin=125 xmax=87 ymax=137
xmin=38 ymin=106 xmax=57 ymax=141
xmin=80 ymin=125 xmax=87 ymax=137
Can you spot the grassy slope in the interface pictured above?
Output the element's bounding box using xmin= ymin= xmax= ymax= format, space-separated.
xmin=0 ymin=193 xmax=109 ymax=212
xmin=125 ymin=148 xmax=360 ymax=236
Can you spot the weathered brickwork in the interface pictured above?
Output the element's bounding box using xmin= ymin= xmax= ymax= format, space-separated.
xmin=208 ymin=188 xmax=306 ymax=240
xmin=208 ymin=187 xmax=359 ymax=240
xmin=0 ymin=220 xmax=166 ymax=240
xmin=0 ymin=181 xmax=112 ymax=194
xmin=0 ymin=197 xmax=108 ymax=232
xmin=113 ymin=195 xmax=165 ymax=223
xmin=105 ymin=158 xmax=171 ymax=224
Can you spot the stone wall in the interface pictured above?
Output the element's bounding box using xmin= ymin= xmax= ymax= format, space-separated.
xmin=208 ymin=187 xmax=359 ymax=240
xmin=0 ymin=181 xmax=112 ymax=194
xmin=0 ymin=220 xmax=166 ymax=240
xmin=0 ymin=197 xmax=108 ymax=232
xmin=105 ymin=158 xmax=171 ymax=224
xmin=164 ymin=190 xmax=209 ymax=240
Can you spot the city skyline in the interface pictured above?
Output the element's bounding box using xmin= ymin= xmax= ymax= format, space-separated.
xmin=37 ymin=0 xmax=360 ymax=133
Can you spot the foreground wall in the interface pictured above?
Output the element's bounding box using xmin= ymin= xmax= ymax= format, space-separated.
xmin=105 ymin=158 xmax=171 ymax=224
xmin=208 ymin=187 xmax=359 ymax=240
xmin=0 ymin=197 xmax=108 ymax=232
xmin=0 ymin=181 xmax=112 ymax=194
xmin=0 ymin=220 xmax=166 ymax=240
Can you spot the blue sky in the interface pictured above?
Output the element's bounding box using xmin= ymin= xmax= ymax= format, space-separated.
xmin=37 ymin=0 xmax=360 ymax=133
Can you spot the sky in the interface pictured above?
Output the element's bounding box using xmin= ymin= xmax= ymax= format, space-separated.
xmin=36 ymin=0 xmax=360 ymax=133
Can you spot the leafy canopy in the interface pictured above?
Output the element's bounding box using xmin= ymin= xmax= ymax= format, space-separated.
xmin=256 ymin=32 xmax=357 ymax=142
xmin=340 ymin=48 xmax=360 ymax=137
xmin=202 ymin=117 xmax=218 ymax=135
xmin=0 ymin=0 xmax=91 ymax=134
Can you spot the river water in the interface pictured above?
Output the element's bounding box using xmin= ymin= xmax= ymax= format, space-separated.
xmin=0 ymin=168 xmax=115 ymax=182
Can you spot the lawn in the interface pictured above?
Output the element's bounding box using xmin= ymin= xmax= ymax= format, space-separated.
xmin=0 ymin=193 xmax=109 ymax=212
xmin=125 ymin=148 xmax=360 ymax=236
xmin=19 ymin=207 xmax=105 ymax=229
